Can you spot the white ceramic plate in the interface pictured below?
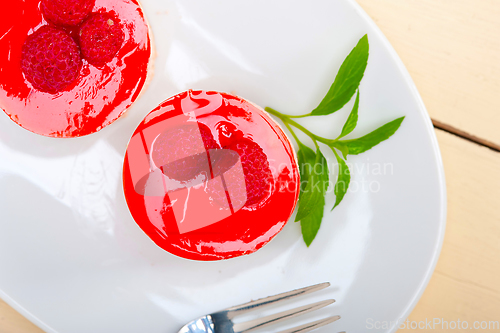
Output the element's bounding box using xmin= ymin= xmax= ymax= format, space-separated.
xmin=0 ymin=0 xmax=446 ymax=332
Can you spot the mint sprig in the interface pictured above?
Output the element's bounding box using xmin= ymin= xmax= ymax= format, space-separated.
xmin=294 ymin=145 xmax=329 ymax=222
xmin=295 ymin=143 xmax=318 ymax=204
xmin=311 ymin=35 xmax=368 ymax=116
xmin=297 ymin=146 xmax=329 ymax=246
xmin=332 ymin=116 xmax=405 ymax=158
xmin=332 ymin=148 xmax=350 ymax=210
xmin=265 ymin=35 xmax=405 ymax=246
xmin=338 ymin=90 xmax=359 ymax=139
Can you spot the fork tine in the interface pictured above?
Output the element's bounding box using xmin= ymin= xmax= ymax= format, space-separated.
xmin=232 ymin=299 xmax=335 ymax=333
xmin=277 ymin=315 xmax=341 ymax=333
xmin=223 ymin=282 xmax=330 ymax=318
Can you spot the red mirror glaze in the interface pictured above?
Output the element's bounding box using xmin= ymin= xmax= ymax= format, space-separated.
xmin=123 ymin=91 xmax=300 ymax=261
xmin=0 ymin=0 xmax=151 ymax=137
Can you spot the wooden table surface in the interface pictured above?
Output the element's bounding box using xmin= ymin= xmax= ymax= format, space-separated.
xmin=1 ymin=0 xmax=499 ymax=332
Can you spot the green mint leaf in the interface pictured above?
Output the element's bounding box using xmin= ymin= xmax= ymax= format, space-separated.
xmin=294 ymin=144 xmax=317 ymax=222
xmin=311 ymin=35 xmax=369 ymax=116
xmin=338 ymin=90 xmax=359 ymax=139
xmin=296 ymin=143 xmax=317 ymax=204
xmin=332 ymin=150 xmax=351 ymax=210
xmin=334 ymin=116 xmax=405 ymax=156
xmin=333 ymin=141 xmax=349 ymax=159
xmin=296 ymin=148 xmax=329 ymax=246
xmin=301 ymin=202 xmax=324 ymax=247
xmin=295 ymin=147 xmax=329 ymax=222
xmin=304 ymin=148 xmax=329 ymax=246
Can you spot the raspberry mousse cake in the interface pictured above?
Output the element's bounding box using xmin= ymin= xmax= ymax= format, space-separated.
xmin=0 ymin=0 xmax=151 ymax=137
xmin=123 ymin=91 xmax=300 ymax=261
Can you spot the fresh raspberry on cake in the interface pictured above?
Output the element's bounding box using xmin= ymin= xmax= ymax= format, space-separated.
xmin=1 ymin=0 xmax=152 ymax=137
xmin=79 ymin=12 xmax=125 ymax=67
xmin=206 ymin=149 xmax=247 ymax=211
xmin=41 ymin=0 xmax=95 ymax=26
xmin=20 ymin=26 xmax=81 ymax=94
xmin=152 ymin=123 xmax=220 ymax=182
xmin=225 ymin=138 xmax=272 ymax=206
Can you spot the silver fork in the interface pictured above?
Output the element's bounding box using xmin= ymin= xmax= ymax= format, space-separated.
xmin=178 ymin=282 xmax=343 ymax=333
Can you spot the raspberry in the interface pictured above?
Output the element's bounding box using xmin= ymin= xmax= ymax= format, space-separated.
xmin=21 ymin=26 xmax=82 ymax=94
xmin=207 ymin=149 xmax=248 ymax=212
xmin=225 ymin=138 xmax=272 ymax=206
xmin=152 ymin=123 xmax=220 ymax=182
xmin=216 ymin=121 xmax=244 ymax=147
xmin=210 ymin=149 xmax=239 ymax=178
xmin=41 ymin=0 xmax=95 ymax=26
xmin=79 ymin=12 xmax=125 ymax=67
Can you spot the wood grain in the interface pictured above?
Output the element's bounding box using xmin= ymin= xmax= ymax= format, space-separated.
xmin=398 ymin=130 xmax=500 ymax=332
xmin=0 ymin=300 xmax=43 ymax=333
xmin=357 ymin=0 xmax=500 ymax=147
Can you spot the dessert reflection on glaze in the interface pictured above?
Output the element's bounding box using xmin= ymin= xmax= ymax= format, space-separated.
xmin=123 ymin=91 xmax=300 ymax=261
xmin=0 ymin=0 xmax=151 ymax=137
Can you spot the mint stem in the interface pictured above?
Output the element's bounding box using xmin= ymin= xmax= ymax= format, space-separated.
xmin=264 ymin=106 xmax=288 ymax=119
xmin=283 ymin=121 xmax=302 ymax=146
xmin=288 ymin=113 xmax=312 ymax=119
xmin=265 ymin=107 xmax=336 ymax=146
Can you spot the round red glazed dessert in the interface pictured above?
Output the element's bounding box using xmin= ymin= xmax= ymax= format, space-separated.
xmin=123 ymin=91 xmax=300 ymax=261
xmin=0 ymin=0 xmax=151 ymax=137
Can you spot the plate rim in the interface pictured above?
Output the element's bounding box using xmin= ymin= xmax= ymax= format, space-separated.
xmin=0 ymin=0 xmax=448 ymax=332
xmin=346 ymin=0 xmax=447 ymax=331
